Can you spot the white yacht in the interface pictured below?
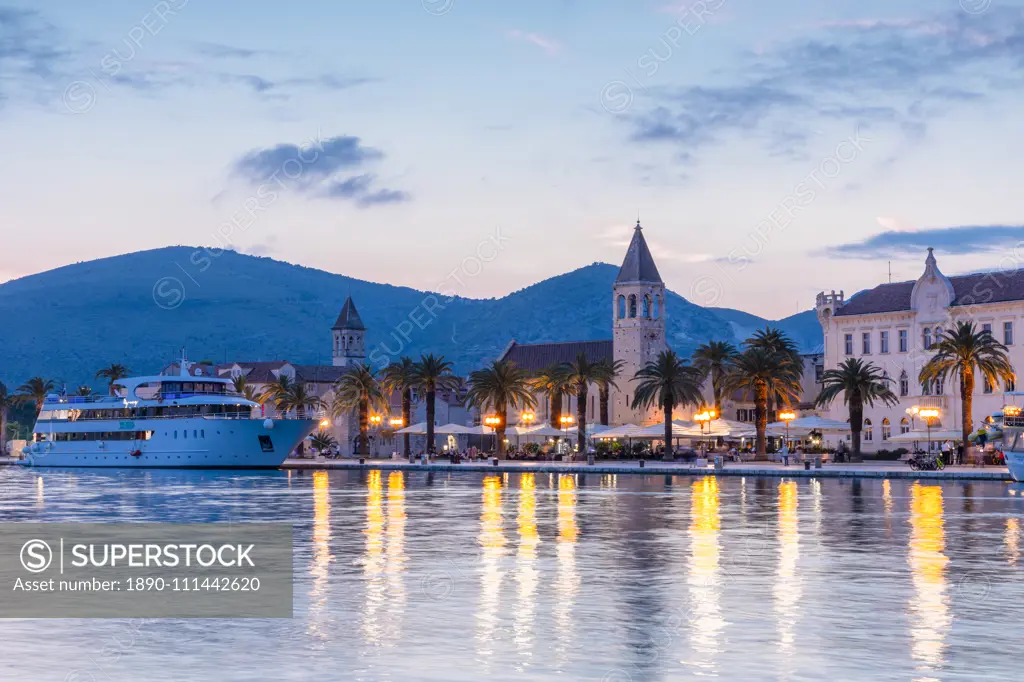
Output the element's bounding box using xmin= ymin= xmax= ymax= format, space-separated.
xmin=21 ymin=362 xmax=316 ymax=468
xmin=1001 ymin=407 xmax=1024 ymax=482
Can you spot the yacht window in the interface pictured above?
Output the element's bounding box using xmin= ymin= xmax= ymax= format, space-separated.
xmin=201 ymin=429 xmax=205 ymax=438
xmin=174 ymin=431 xmax=178 ymax=439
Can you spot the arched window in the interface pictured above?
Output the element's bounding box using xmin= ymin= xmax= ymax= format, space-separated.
xmin=642 ymin=295 xmax=651 ymax=318
xmin=923 ymin=327 xmax=932 ymax=349
xmin=881 ymin=418 xmax=891 ymax=441
xmin=900 ymin=417 xmax=910 ymax=434
xmin=921 ymin=378 xmax=932 ymax=396
xmin=863 ymin=418 xmax=873 ymax=442
xmin=654 ymin=295 xmax=661 ymax=319
xmin=934 ymin=326 xmax=943 ymax=345
xmin=628 ymin=294 xmax=638 ymax=318
xmin=617 ymin=295 xmax=626 ymax=319
xmin=899 ymin=371 xmax=909 ymax=397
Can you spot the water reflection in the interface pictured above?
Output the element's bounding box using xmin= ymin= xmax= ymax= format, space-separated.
xmin=907 ymin=483 xmax=951 ymax=681
xmin=514 ymin=473 xmax=540 ymax=668
xmin=362 ymin=469 xmax=387 ymax=644
xmin=774 ymin=481 xmax=801 ymax=659
xmin=308 ymin=471 xmax=331 ymax=640
xmin=1006 ymin=517 xmax=1021 ymax=567
xmin=477 ymin=475 xmax=506 ymax=664
xmin=385 ymin=472 xmax=407 ymax=638
xmin=687 ymin=477 xmax=724 ymax=675
xmin=35 ymin=476 xmax=44 ymax=506
xmin=554 ymin=474 xmax=580 ymax=664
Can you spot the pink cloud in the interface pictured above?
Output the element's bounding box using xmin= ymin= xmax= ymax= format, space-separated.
xmin=507 ymin=30 xmax=562 ymax=56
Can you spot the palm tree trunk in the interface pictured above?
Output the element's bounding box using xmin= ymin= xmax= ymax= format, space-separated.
xmin=755 ymin=383 xmax=768 ymax=457
xmin=0 ymin=407 xmax=7 ymax=457
xmin=358 ymin=399 xmax=368 ymax=457
xmin=497 ymin=405 xmax=507 ymax=459
xmin=962 ymin=371 xmax=974 ymax=463
xmin=402 ymin=388 xmax=412 ymax=456
xmin=712 ymin=367 xmax=723 ymax=415
xmin=599 ymin=385 xmax=610 ymax=426
xmin=576 ymin=384 xmax=587 ymax=461
xmin=550 ymin=390 xmax=562 ymax=429
xmin=850 ymin=396 xmax=863 ymax=462
xmin=426 ymin=386 xmax=436 ymax=455
xmin=663 ymin=396 xmax=674 ymax=459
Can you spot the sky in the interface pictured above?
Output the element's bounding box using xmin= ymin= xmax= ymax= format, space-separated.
xmin=2 ymin=0 xmax=1024 ymax=318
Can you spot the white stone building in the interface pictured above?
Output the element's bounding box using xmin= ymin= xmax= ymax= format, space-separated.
xmin=816 ymin=248 xmax=1022 ymax=451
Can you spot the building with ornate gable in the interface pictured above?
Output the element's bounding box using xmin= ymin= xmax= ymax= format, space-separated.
xmin=816 ymin=248 xmax=1023 ymax=451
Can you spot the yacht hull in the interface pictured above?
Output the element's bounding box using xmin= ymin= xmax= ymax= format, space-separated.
xmin=1006 ymin=449 xmax=1024 ymax=482
xmin=20 ymin=418 xmax=316 ymax=468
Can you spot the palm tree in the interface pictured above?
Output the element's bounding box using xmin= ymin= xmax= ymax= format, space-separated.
xmin=230 ymin=374 xmax=262 ymax=404
xmin=724 ymin=348 xmax=802 ymax=457
xmin=630 ymin=350 xmax=705 ymax=459
xmin=466 ymin=360 xmax=536 ymax=459
xmin=0 ymin=382 xmax=15 ymax=456
xmin=919 ymin=321 xmax=1015 ymax=457
xmin=261 ymin=374 xmax=295 ymax=415
xmin=310 ymin=430 xmax=337 ymax=455
xmin=410 ymin=354 xmax=461 ymax=455
xmin=282 ymin=383 xmax=321 ymax=419
xmin=95 ymin=363 xmax=131 ymax=396
xmin=692 ymin=341 xmax=738 ymax=415
xmin=332 ymin=365 xmax=386 ymax=457
xmin=17 ymin=377 xmax=55 ymax=418
xmin=746 ymin=327 xmax=802 ymax=420
xmin=565 ymin=352 xmax=621 ymax=457
xmin=75 ymin=386 xmax=93 ymax=396
xmin=382 ymin=357 xmax=416 ymax=457
xmin=816 ymin=358 xmax=898 ymax=461
xmin=594 ymin=358 xmax=624 ymax=426
xmin=231 ymin=374 xmax=248 ymax=395
xmin=532 ymin=363 xmax=573 ymax=429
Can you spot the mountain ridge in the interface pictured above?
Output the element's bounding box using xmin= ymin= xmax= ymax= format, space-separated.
xmin=0 ymin=246 xmax=823 ymax=386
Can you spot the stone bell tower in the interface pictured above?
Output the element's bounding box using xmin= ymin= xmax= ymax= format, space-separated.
xmin=332 ymin=296 xmax=366 ymax=367
xmin=612 ymin=220 xmax=667 ymax=424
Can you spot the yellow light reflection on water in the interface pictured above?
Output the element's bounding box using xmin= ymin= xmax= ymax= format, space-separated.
xmin=687 ymin=477 xmax=724 ymax=673
xmin=907 ymin=483 xmax=950 ymax=681
xmin=35 ymin=477 xmax=44 ymax=506
xmin=1006 ymin=518 xmax=1021 ymax=567
xmin=361 ymin=469 xmax=386 ymax=644
xmin=514 ymin=473 xmax=540 ymax=666
xmin=308 ymin=471 xmax=331 ymax=640
xmin=774 ymin=481 xmax=801 ymax=657
xmin=554 ymin=474 xmax=580 ymax=664
xmin=385 ymin=471 xmax=408 ymax=635
xmin=477 ymin=475 xmax=506 ymax=662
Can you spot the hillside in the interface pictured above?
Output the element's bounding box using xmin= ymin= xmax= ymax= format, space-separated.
xmin=0 ymin=247 xmax=822 ymax=386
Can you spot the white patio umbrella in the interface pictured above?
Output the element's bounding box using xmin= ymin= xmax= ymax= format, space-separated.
xmin=522 ymin=424 xmax=569 ymax=438
xmin=889 ymin=429 xmax=963 ymax=443
xmin=597 ymin=424 xmax=647 ymax=439
xmin=396 ymin=422 xmax=428 ymax=435
xmin=766 ymin=415 xmax=851 ymax=435
xmin=435 ymin=423 xmax=476 ymax=434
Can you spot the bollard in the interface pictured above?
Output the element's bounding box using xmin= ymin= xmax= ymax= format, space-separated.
xmin=639 ymin=459 xmax=646 ymax=468
xmin=814 ymin=456 xmax=822 ymax=469
xmin=714 ymin=455 xmax=724 ymax=471
xmin=587 ymin=455 xmax=595 ymax=465
xmin=804 ymin=460 xmax=810 ymax=470
xmin=492 ymin=457 xmax=499 ymax=466
xmin=359 ymin=457 xmax=365 ymax=465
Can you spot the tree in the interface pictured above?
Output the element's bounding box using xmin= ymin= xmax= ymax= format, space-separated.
xmin=310 ymin=430 xmax=338 ymax=455
xmin=692 ymin=341 xmax=738 ymax=415
xmin=75 ymin=386 xmax=93 ymax=396
xmin=0 ymin=382 xmax=15 ymax=456
xmin=410 ymin=354 xmax=461 ymax=455
xmin=532 ymin=363 xmax=573 ymax=429
xmin=231 ymin=374 xmax=262 ymax=404
xmin=95 ymin=363 xmax=131 ymax=396
xmin=724 ymin=348 xmax=802 ymax=457
xmin=565 ymin=352 xmax=620 ymax=458
xmin=746 ymin=327 xmax=802 ymax=420
xmin=281 ymin=383 xmax=321 ymax=419
xmin=816 ymin=358 xmax=898 ymax=460
xmin=594 ymin=358 xmax=624 ymax=426
xmin=332 ymin=365 xmax=386 ymax=458
xmin=382 ymin=357 xmax=417 ymax=457
xmin=466 ymin=360 xmax=536 ymax=459
xmin=17 ymin=377 xmax=55 ymax=418
xmin=261 ymin=374 xmax=295 ymax=414
xmin=630 ymin=350 xmax=705 ymax=459
xmin=919 ymin=321 xmax=1015 ymax=457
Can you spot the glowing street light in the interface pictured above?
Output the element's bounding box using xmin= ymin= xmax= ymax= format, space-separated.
xmin=369 ymin=414 xmax=383 ymax=427
xmin=779 ymin=410 xmax=797 ymax=449
xmin=389 ymin=417 xmax=404 ymax=428
xmin=559 ymin=414 xmax=575 ymax=459
xmin=694 ymin=408 xmax=717 ymax=454
xmin=520 ymin=411 xmax=536 ymax=427
xmin=319 ymin=418 xmax=331 ymax=430
xmin=918 ymin=407 xmax=940 ymax=453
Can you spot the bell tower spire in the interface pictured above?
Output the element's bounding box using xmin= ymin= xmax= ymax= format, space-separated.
xmin=332 ymin=296 xmax=367 ymax=367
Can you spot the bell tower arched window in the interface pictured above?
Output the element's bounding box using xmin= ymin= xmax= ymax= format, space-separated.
xmin=628 ymin=294 xmax=637 ymax=318
xmin=642 ymin=295 xmax=651 ymax=318
xmin=654 ymin=295 xmax=661 ymax=319
xmin=617 ymin=295 xmax=626 ymax=319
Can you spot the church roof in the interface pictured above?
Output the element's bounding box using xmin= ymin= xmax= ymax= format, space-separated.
xmin=835 ymin=269 xmax=1024 ymax=316
xmin=498 ymin=340 xmax=613 ymax=373
xmin=332 ymin=296 xmax=365 ymax=330
xmin=615 ymin=221 xmax=663 ymax=284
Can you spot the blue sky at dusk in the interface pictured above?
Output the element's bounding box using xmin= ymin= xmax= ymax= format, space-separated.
xmin=2 ymin=0 xmax=1023 ymax=318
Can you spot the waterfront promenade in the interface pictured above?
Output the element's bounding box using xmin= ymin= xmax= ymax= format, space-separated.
xmin=281 ymin=457 xmax=1013 ymax=481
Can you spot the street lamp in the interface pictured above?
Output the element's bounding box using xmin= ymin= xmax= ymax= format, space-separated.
xmin=918 ymin=408 xmax=940 ymax=454
xmin=520 ymin=411 xmax=535 ymax=427
xmin=779 ymin=410 xmax=797 ymax=450
xmin=559 ymin=414 xmax=575 ymax=460
xmin=905 ymin=405 xmax=920 ymax=430
xmin=694 ymin=408 xmax=717 ymax=455
xmin=484 ymin=415 xmax=502 ymax=455
xmin=368 ymin=414 xmax=383 ymax=457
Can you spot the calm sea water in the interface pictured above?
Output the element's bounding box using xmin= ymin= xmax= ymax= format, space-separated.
xmin=1 ymin=467 xmax=1022 ymax=681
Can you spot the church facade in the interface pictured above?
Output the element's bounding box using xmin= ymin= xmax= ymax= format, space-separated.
xmin=816 ymin=248 xmax=1024 ymax=451
xmin=498 ymin=221 xmax=668 ymax=427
